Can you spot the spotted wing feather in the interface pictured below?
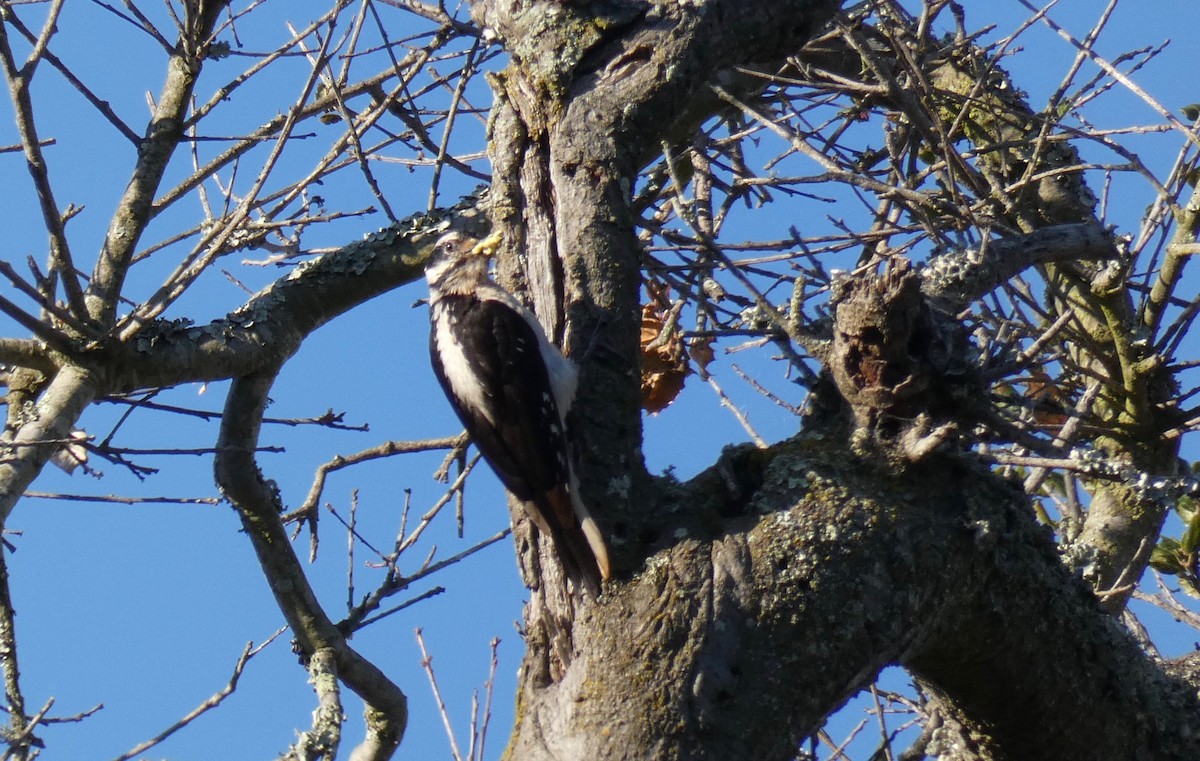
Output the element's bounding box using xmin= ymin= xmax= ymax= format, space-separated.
xmin=430 ymin=294 xmax=603 ymax=583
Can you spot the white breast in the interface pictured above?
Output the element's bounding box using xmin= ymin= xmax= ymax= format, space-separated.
xmin=432 ymin=303 xmax=493 ymax=424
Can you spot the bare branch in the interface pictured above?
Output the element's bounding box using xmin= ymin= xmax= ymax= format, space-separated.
xmin=0 ymin=339 xmax=55 ymax=374
xmin=282 ymin=648 xmax=343 ymax=761
xmin=0 ymin=365 xmax=98 ymax=525
xmin=0 ymin=0 xmax=89 ymax=322
xmin=86 ymin=1 xmax=234 ymax=325
xmin=112 ymin=631 xmax=283 ymax=761
xmin=290 ymin=436 xmax=464 ymax=521
xmin=215 ymin=369 xmax=406 ymax=758
xmin=0 ymin=7 xmax=137 ymax=144
xmin=0 ymin=546 xmax=35 ymax=756
xmin=21 ymin=492 xmax=220 ymax=506
xmin=415 ymin=629 xmax=464 ymax=761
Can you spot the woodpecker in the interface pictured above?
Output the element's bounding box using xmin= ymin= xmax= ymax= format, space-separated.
xmin=424 ymin=231 xmax=612 ymax=588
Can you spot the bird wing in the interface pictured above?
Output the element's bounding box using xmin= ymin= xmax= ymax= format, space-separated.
xmin=430 ymin=295 xmax=608 ymax=584
xmin=431 ymin=294 xmax=571 ymax=501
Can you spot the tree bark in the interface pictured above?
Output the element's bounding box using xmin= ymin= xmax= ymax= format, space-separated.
xmin=471 ymin=1 xmax=1200 ymax=759
xmin=503 ymin=440 xmax=1200 ymax=760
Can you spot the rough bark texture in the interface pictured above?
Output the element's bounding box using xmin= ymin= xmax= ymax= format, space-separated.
xmin=3 ymin=1 xmax=1196 ymax=758
xmin=501 ymin=438 xmax=1200 ymax=760
xmin=477 ymin=0 xmax=840 ymax=685
xmin=466 ymin=1 xmax=1200 ymax=760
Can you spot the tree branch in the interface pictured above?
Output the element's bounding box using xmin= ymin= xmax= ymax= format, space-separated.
xmin=104 ymin=193 xmax=490 ymax=393
xmin=0 ymin=0 xmax=89 ymax=324
xmin=509 ymin=441 xmax=1200 ymax=760
xmin=86 ymin=2 xmax=233 ymax=325
xmin=214 ymin=369 xmax=406 ymax=760
xmin=0 ymin=365 xmax=99 ymax=525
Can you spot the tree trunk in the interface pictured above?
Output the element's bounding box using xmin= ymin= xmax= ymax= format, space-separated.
xmin=507 ymin=442 xmax=1200 ymax=760
xmin=472 ymin=1 xmax=1200 ymax=759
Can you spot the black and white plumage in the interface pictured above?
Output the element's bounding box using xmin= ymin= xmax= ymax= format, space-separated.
xmin=424 ymin=231 xmax=612 ymax=587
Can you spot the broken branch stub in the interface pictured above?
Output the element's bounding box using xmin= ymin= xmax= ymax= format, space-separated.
xmin=828 ymin=259 xmax=975 ymax=461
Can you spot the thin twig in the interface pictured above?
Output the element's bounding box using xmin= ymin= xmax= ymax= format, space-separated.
xmin=705 ymin=374 xmax=767 ymax=447
xmin=111 ymin=631 xmax=284 ymax=761
xmin=21 ymin=492 xmax=220 ymax=505
xmin=287 ymin=436 xmax=464 ymax=522
xmin=347 ymin=528 xmax=508 ymax=631
xmin=415 ymin=628 xmax=465 ymax=761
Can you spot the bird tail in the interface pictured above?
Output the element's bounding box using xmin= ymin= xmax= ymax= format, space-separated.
xmin=532 ymin=484 xmax=612 ymax=594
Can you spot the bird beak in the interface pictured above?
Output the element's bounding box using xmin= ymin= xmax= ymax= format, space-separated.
xmin=471 ymin=231 xmax=502 ymax=260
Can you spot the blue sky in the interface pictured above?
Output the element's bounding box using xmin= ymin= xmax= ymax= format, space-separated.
xmin=1 ymin=1 xmax=1199 ymax=759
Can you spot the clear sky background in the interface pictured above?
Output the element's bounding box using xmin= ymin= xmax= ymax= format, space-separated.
xmin=1 ymin=1 xmax=1199 ymax=759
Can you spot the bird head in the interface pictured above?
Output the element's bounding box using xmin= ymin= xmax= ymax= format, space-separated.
xmin=425 ymin=230 xmax=501 ymax=293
